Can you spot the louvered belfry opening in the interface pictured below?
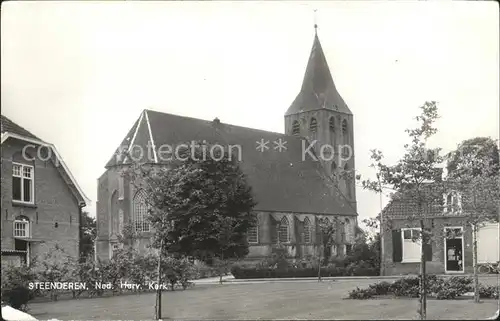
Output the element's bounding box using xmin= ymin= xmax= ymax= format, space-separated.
xmin=292 ymin=120 xmax=300 ymax=135
xmin=310 ymin=117 xmax=318 ymax=132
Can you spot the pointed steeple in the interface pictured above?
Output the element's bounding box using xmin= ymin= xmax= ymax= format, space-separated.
xmin=285 ymin=27 xmax=352 ymax=116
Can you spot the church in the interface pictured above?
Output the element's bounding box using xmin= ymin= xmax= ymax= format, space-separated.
xmin=95 ymin=28 xmax=359 ymax=262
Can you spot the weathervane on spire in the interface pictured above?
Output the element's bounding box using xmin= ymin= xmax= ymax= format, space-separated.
xmin=314 ymin=9 xmax=318 ymax=33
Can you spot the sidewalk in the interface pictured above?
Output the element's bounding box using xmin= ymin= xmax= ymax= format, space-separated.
xmin=193 ymin=274 xmax=500 ymax=284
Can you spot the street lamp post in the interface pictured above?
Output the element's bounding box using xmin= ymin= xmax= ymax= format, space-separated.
xmin=377 ymin=173 xmax=385 ymax=276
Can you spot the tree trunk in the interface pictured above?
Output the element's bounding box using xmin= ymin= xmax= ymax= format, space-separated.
xmin=317 ymin=245 xmax=322 ymax=282
xmin=155 ymin=239 xmax=164 ymax=320
xmin=419 ymin=219 xmax=427 ymax=320
xmin=220 ymin=251 xmax=224 ymax=285
xmin=472 ymin=223 xmax=480 ymax=303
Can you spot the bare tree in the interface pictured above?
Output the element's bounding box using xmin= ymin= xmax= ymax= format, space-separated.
xmin=361 ymin=101 xmax=446 ymax=320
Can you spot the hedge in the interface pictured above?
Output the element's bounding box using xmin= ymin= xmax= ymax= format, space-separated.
xmin=230 ymin=266 xmax=379 ymax=279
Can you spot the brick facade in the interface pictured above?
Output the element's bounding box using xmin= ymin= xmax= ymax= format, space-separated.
xmin=1 ymin=138 xmax=83 ymax=265
xmin=382 ymin=216 xmax=497 ymax=275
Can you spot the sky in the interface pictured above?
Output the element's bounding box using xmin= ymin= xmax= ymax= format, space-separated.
xmin=1 ymin=1 xmax=499 ymax=227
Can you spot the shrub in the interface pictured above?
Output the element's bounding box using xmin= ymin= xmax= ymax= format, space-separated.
xmin=348 ymin=287 xmax=376 ymax=299
xmin=1 ymin=264 xmax=38 ymax=311
xmin=390 ymin=277 xmax=420 ymax=297
xmin=31 ymin=245 xmax=79 ymax=301
xmin=230 ymin=265 xmax=378 ymax=279
xmin=162 ymin=256 xmax=197 ymax=290
xmin=368 ymin=281 xmax=392 ymax=295
xmin=447 ymin=276 xmax=473 ymax=293
xmin=347 ymin=275 xmax=490 ymax=300
xmin=432 ymin=276 xmax=472 ymax=300
xmin=435 ymin=287 xmax=463 ymax=300
xmin=193 ymin=260 xmax=219 ymax=279
xmin=479 ymin=285 xmax=499 ymax=299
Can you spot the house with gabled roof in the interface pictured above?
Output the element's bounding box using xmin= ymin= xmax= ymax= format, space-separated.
xmin=1 ymin=115 xmax=90 ymax=266
xmin=96 ymin=28 xmax=359 ymax=262
xmin=381 ymin=179 xmax=499 ymax=276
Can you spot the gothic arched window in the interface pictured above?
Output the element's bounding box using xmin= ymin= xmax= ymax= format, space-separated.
xmin=310 ymin=118 xmax=318 ymax=132
xmin=133 ymin=190 xmax=151 ymax=232
xmin=248 ymin=219 xmax=259 ymax=244
xmin=292 ymin=121 xmax=300 ymax=136
xmin=303 ymin=217 xmax=312 ymax=244
xmin=329 ymin=117 xmax=335 ymax=133
xmin=279 ymin=216 xmax=290 ymax=243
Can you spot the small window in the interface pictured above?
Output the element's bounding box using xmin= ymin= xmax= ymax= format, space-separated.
xmin=292 ymin=121 xmax=300 ymax=136
xmin=12 ymin=163 xmax=34 ymax=203
xmin=329 ymin=117 xmax=335 ymax=133
xmin=402 ymin=228 xmax=422 ymax=262
xmin=310 ymin=118 xmax=318 ymax=132
xmin=445 ymin=191 xmax=461 ymax=213
xmin=13 ymin=216 xmax=30 ymax=238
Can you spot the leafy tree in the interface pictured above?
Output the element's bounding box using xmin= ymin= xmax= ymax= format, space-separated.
xmin=80 ymin=211 xmax=96 ymax=260
xmin=446 ymin=137 xmax=500 ymax=303
xmin=360 ymin=101 xmax=446 ymax=320
xmin=125 ymin=142 xmax=257 ymax=262
xmin=123 ymin=142 xmax=257 ymax=319
xmin=446 ymin=137 xmax=499 ymax=178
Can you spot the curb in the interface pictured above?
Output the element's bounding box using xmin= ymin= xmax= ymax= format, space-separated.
xmin=195 ymin=274 xmax=500 ymax=284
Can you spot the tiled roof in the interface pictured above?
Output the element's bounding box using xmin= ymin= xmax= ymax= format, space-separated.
xmin=106 ymin=110 xmax=356 ymax=216
xmin=382 ymin=184 xmax=447 ymax=218
xmin=285 ymin=32 xmax=352 ymax=116
xmin=0 ymin=115 xmax=41 ymax=140
xmin=382 ymin=182 xmax=499 ymax=219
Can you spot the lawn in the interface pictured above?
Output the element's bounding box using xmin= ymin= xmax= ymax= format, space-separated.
xmin=28 ymin=279 xmax=499 ymax=320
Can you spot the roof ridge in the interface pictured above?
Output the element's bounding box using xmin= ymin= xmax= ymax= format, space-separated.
xmin=145 ymin=108 xmax=301 ymax=138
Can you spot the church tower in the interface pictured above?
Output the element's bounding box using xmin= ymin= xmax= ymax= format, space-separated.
xmin=284 ymin=26 xmax=356 ymax=209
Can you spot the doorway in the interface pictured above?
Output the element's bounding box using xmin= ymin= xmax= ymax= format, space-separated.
xmin=444 ymin=227 xmax=464 ymax=273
